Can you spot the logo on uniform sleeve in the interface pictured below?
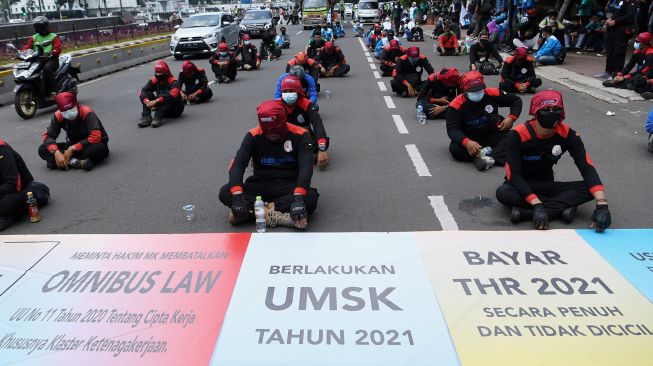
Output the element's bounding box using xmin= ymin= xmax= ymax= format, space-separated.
xmin=521 ymin=68 xmax=527 ymax=74
xmin=552 ymin=145 xmax=562 ymax=156
xmin=284 ymin=140 xmax=293 ymax=152
xmin=484 ymin=105 xmax=494 ymax=113
xmin=297 ymin=114 xmax=305 ymax=123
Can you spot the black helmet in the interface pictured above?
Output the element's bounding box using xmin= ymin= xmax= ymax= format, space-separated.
xmin=33 ymin=16 xmax=50 ymax=35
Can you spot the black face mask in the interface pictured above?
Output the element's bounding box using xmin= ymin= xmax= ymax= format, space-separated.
xmin=536 ymin=109 xmax=562 ymax=129
xmin=155 ymin=74 xmax=167 ymax=82
xmin=480 ymin=39 xmax=489 ymax=46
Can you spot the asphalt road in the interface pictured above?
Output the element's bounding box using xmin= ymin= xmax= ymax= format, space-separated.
xmin=1 ymin=23 xmax=652 ymax=234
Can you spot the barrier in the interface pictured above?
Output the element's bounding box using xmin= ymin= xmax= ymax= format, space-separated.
xmin=0 ymin=230 xmax=651 ymax=365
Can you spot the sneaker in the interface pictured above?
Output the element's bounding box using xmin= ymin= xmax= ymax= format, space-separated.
xmin=69 ymin=158 xmax=93 ymax=171
xmin=594 ymin=71 xmax=610 ymax=78
xmin=138 ymin=115 xmax=152 ymax=128
xmin=151 ymin=117 xmax=162 ymax=128
xmin=265 ymin=203 xmax=293 ymax=228
xmin=576 ymin=51 xmax=583 ymax=54
xmin=0 ymin=216 xmax=15 ymax=231
xmin=641 ymin=92 xmax=653 ymax=100
xmin=510 ymin=206 xmax=533 ymax=223
xmin=474 ymin=155 xmax=495 ymax=171
xmin=596 ymin=53 xmax=604 ymax=57
xmin=561 ymin=206 xmax=577 ymax=224
xmin=648 ymin=134 xmax=653 ymax=153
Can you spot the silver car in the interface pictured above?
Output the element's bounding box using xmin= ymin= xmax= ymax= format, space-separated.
xmin=170 ymin=13 xmax=240 ymax=59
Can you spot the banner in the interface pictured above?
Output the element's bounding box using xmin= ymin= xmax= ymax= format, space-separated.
xmin=0 ymin=234 xmax=249 ymax=365
xmin=0 ymin=239 xmax=59 ymax=297
xmin=417 ymin=230 xmax=653 ymax=366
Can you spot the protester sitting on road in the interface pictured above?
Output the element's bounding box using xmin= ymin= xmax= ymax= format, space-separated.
xmin=275 ymin=27 xmax=291 ymax=49
xmin=372 ymin=29 xmax=389 ymax=58
xmin=178 ymin=61 xmax=213 ymax=104
xmin=317 ymin=42 xmax=350 ymax=77
xmin=210 ymin=43 xmax=238 ymax=83
xmin=534 ymin=26 xmax=564 ymax=65
xmin=40 ymin=92 xmax=109 ymax=170
xmin=379 ymin=39 xmax=406 ymax=76
xmin=353 ymin=21 xmax=365 ymax=37
xmin=538 ymin=9 xmax=566 ymax=44
xmin=278 ymin=76 xmax=329 ymax=170
xmin=565 ymin=16 xmax=586 ymax=51
xmin=335 ymin=21 xmax=346 ymax=38
xmin=417 ymin=67 xmax=461 ymax=119
xmin=391 ymin=46 xmax=434 ymax=98
xmin=437 ymin=24 xmax=460 ymax=55
xmin=382 ymin=17 xmax=393 ymax=31
xmin=235 ymin=34 xmax=261 ymax=70
xmin=367 ymin=24 xmax=383 ymax=51
xmin=138 ymin=61 xmax=184 ymax=128
xmin=499 ymin=47 xmax=542 ymax=94
xmin=306 ymin=31 xmax=326 ymax=60
xmin=320 ymin=21 xmax=335 ymax=42
xmin=22 ymin=16 xmax=61 ymax=99
xmin=0 ymin=139 xmax=49 ymax=231
xmin=496 ymin=90 xmax=611 ymax=232
xmin=409 ymin=20 xmax=424 ymax=41
xmin=275 ymin=65 xmax=318 ymax=105
xmin=514 ymin=10 xmax=541 ymax=51
xmin=603 ymin=32 xmax=653 ymax=90
xmin=446 ymin=71 xmax=522 ymax=171
xmin=218 ymin=99 xmax=319 ymax=230
xmin=646 ymin=106 xmax=653 ymax=152
xmin=260 ymin=29 xmax=282 ymax=60
xmin=286 ymin=52 xmax=322 ymax=89
xmin=578 ymin=15 xmax=604 ymax=54
xmin=469 ymin=31 xmax=503 ymax=75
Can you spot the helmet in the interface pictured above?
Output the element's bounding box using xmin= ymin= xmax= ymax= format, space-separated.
xmin=55 ymin=92 xmax=77 ymax=111
xmin=154 ymin=60 xmax=171 ymax=75
xmin=460 ymin=71 xmax=486 ymax=92
xmin=289 ymin=65 xmax=306 ymax=78
xmin=33 ymin=16 xmax=50 ymax=35
xmin=295 ymin=52 xmax=308 ymax=64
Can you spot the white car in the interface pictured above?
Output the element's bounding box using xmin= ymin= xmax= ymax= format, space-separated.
xmin=344 ymin=3 xmax=353 ymax=17
xmin=169 ymin=13 xmax=240 ymax=60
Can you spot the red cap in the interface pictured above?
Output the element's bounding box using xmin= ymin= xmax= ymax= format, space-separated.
xmin=257 ymin=100 xmax=288 ymax=141
xmin=460 ymin=71 xmax=485 ymax=92
xmin=636 ymin=32 xmax=652 ymax=45
xmin=219 ymin=42 xmax=229 ymax=52
xmin=181 ymin=60 xmax=197 ymax=77
xmin=515 ymin=47 xmax=528 ymax=60
xmin=406 ymin=46 xmax=419 ymax=58
xmin=55 ymin=92 xmax=77 ymax=111
xmin=154 ymin=60 xmax=170 ymax=75
xmin=280 ymin=75 xmax=304 ymax=95
xmin=389 ymin=39 xmax=399 ymax=49
xmin=529 ymin=90 xmax=565 ymax=118
xmin=242 ymin=34 xmax=250 ymax=41
xmin=295 ymin=52 xmax=307 ymax=64
xmin=324 ymin=41 xmax=335 ymax=53
xmin=437 ymin=67 xmax=461 ymax=87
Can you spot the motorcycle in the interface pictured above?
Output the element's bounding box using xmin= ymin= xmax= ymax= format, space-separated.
xmin=7 ymin=40 xmax=80 ymax=119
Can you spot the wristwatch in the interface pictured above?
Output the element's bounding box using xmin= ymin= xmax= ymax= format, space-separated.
xmin=318 ymin=144 xmax=327 ymax=152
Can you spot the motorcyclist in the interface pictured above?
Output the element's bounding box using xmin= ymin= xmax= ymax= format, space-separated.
xmin=138 ymin=61 xmax=184 ymax=128
xmin=235 ymin=34 xmax=261 ymax=70
xmin=178 ymin=60 xmax=213 ymax=104
xmin=22 ymin=16 xmax=62 ymax=98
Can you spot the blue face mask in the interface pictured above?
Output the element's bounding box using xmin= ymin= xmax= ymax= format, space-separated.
xmin=281 ymin=92 xmax=298 ymax=105
xmin=634 ymin=42 xmax=641 ymax=50
xmin=466 ymin=90 xmax=484 ymax=102
xmin=220 ymin=51 xmax=228 ymax=56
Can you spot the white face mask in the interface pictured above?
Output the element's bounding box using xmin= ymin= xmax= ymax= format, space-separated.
xmin=466 ymin=90 xmax=484 ymax=102
xmin=634 ymin=42 xmax=641 ymax=50
xmin=282 ymin=92 xmax=298 ymax=105
xmin=61 ymin=107 xmax=78 ymax=120
xmin=244 ymin=40 xmax=250 ymax=45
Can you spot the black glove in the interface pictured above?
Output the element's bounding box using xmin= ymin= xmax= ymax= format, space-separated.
xmin=231 ymin=193 xmax=249 ymax=217
xmin=591 ymin=204 xmax=611 ymax=233
xmin=532 ymin=203 xmax=549 ymax=230
xmin=290 ymin=194 xmax=307 ymax=222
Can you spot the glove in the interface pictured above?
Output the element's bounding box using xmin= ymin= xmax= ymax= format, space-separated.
xmin=532 ymin=203 xmax=549 ymax=230
xmin=231 ymin=193 xmax=249 ymax=217
xmin=290 ymin=194 xmax=307 ymax=222
xmin=591 ymin=204 xmax=611 ymax=233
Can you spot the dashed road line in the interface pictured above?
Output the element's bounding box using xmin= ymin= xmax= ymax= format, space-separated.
xmin=369 ymin=63 xmax=377 ymax=70
xmin=405 ymin=144 xmax=431 ymax=177
xmin=366 ymin=56 xmax=373 ymax=63
xmin=357 ymin=37 xmax=368 ymax=52
xmin=377 ymin=81 xmax=387 ymax=91
xmin=373 ymin=71 xmax=381 ymax=79
xmin=392 ymin=114 xmax=409 ymax=134
xmin=296 ymin=30 xmax=303 ymax=35
xmin=383 ymin=96 xmax=396 ymax=108
xmin=428 ymin=195 xmax=459 ymax=230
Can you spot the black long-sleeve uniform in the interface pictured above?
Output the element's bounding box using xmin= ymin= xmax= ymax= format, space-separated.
xmin=469 ymin=43 xmax=503 ymax=71
xmin=390 ymin=54 xmax=435 ymax=95
xmin=281 ymin=97 xmax=329 ymax=148
xmin=235 ymin=43 xmax=260 ymax=68
xmin=417 ymin=73 xmax=459 ymax=119
xmin=446 ymin=88 xmax=522 ymax=163
xmin=379 ymin=46 xmax=405 ymax=76
xmin=218 ymin=124 xmax=319 ymax=213
xmin=1 ymin=140 xmax=49 ymax=220
xmin=317 ymin=47 xmax=350 ymax=77
xmin=605 ymin=0 xmax=636 ymax=74
xmin=496 ymin=120 xmax=602 ymax=218
xmin=38 ymin=105 xmax=110 ymax=167
xmin=209 ymin=51 xmax=238 ymax=82
xmin=178 ymin=68 xmax=213 ymax=103
xmin=499 ymin=55 xmax=542 ymax=93
xmin=139 ymin=76 xmax=184 ymax=118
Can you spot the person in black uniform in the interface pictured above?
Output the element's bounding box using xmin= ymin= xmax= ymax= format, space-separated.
xmin=496 ymin=90 xmax=612 ymax=231
xmin=218 ymin=99 xmax=319 ymax=229
xmin=235 ymin=34 xmax=261 ymax=70
xmin=379 ymin=39 xmax=405 ymax=76
xmin=469 ymin=31 xmax=503 ymax=75
xmin=39 ymin=92 xmax=109 ymax=170
xmin=0 ymin=139 xmax=49 ymax=231
xmin=597 ymin=0 xmax=636 ymax=78
xmin=603 ymin=31 xmax=653 ymax=90
xmin=317 ymin=41 xmax=350 ymax=77
xmin=417 ymin=67 xmax=461 ymax=119
xmin=209 ymin=42 xmax=238 ymax=83
xmin=499 ymin=47 xmax=542 ymax=94
xmin=390 ymin=46 xmax=435 ymax=97
xmin=138 ymin=61 xmax=184 ymax=128
xmin=446 ymin=71 xmax=522 ymax=171
xmin=178 ymin=60 xmax=213 ymax=104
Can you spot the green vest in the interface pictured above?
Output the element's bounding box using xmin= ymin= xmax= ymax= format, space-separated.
xmin=32 ymin=33 xmax=57 ymax=53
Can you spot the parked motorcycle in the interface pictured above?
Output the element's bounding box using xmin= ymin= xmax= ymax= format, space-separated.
xmin=7 ymin=40 xmax=80 ymax=119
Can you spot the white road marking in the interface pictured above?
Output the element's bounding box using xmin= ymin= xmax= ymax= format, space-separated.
xmin=383 ymin=95 xmax=395 ymax=108
xmin=364 ymin=51 xmax=371 ymax=57
xmin=366 ymin=56 xmax=373 ymax=63
xmin=428 ymin=195 xmax=459 ymax=231
xmin=208 ymin=80 xmax=216 ymax=86
xmin=405 ymin=144 xmax=431 ymax=177
xmin=357 ymin=37 xmax=368 ymax=52
xmin=79 ymin=75 xmax=111 ymax=87
xmin=377 ymin=81 xmax=387 ymax=91
xmin=373 ymin=71 xmax=381 ymax=79
xmin=296 ymin=31 xmax=303 ymax=35
xmin=392 ymin=114 xmax=409 ymax=134
xmin=369 ymin=63 xmax=377 ymax=70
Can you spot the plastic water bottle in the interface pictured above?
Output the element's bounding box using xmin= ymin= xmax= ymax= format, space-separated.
xmin=26 ymin=192 xmax=41 ymax=223
xmin=479 ymin=146 xmax=493 ymax=157
xmin=416 ymin=104 xmax=427 ymax=125
xmin=255 ymin=196 xmax=266 ymax=233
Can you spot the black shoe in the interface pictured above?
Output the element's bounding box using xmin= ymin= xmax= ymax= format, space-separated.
xmin=561 ymin=206 xmax=577 ymax=224
xmin=602 ymin=80 xmax=616 ymax=87
xmin=69 ymin=158 xmax=94 ymax=171
xmin=527 ymin=86 xmax=537 ymax=94
xmin=316 ymin=83 xmax=321 ymax=92
xmin=642 ymin=92 xmax=653 ymax=100
xmin=138 ymin=115 xmax=152 ymax=128
xmin=0 ymin=216 xmax=15 ymax=231
xmin=151 ymin=117 xmax=162 ymax=128
xmin=510 ymin=206 xmax=533 ymax=223
xmin=401 ymin=91 xmax=408 ymax=98
xmin=46 ymin=161 xmax=56 ymax=170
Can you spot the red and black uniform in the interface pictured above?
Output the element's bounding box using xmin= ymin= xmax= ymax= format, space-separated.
xmin=139 ymin=73 xmax=184 ymax=119
xmin=499 ymin=55 xmax=542 ymax=93
xmin=280 ymin=99 xmax=328 ymax=149
xmin=286 ymin=55 xmax=321 ymax=83
xmin=218 ymin=120 xmax=319 ymax=214
xmin=368 ymin=29 xmax=382 ymax=51
xmin=209 ymin=48 xmax=238 ymax=82
xmin=317 ymin=42 xmax=350 ymax=77
xmin=446 ymin=88 xmax=522 ymax=164
xmin=496 ymin=120 xmax=601 ymax=219
xmin=390 ymin=52 xmax=435 ymax=96
xmin=22 ymin=34 xmax=62 ymax=94
xmin=379 ymin=42 xmax=405 ymax=76
xmin=608 ymin=46 xmax=653 ymax=92
xmin=235 ymin=42 xmax=260 ymax=69
xmin=0 ymin=139 xmax=49 ymax=223
xmin=437 ymin=32 xmax=459 ymax=55
xmin=417 ymin=68 xmax=461 ymax=119
xmin=178 ymin=62 xmax=213 ymax=103
xmin=38 ymin=105 xmax=110 ymax=167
